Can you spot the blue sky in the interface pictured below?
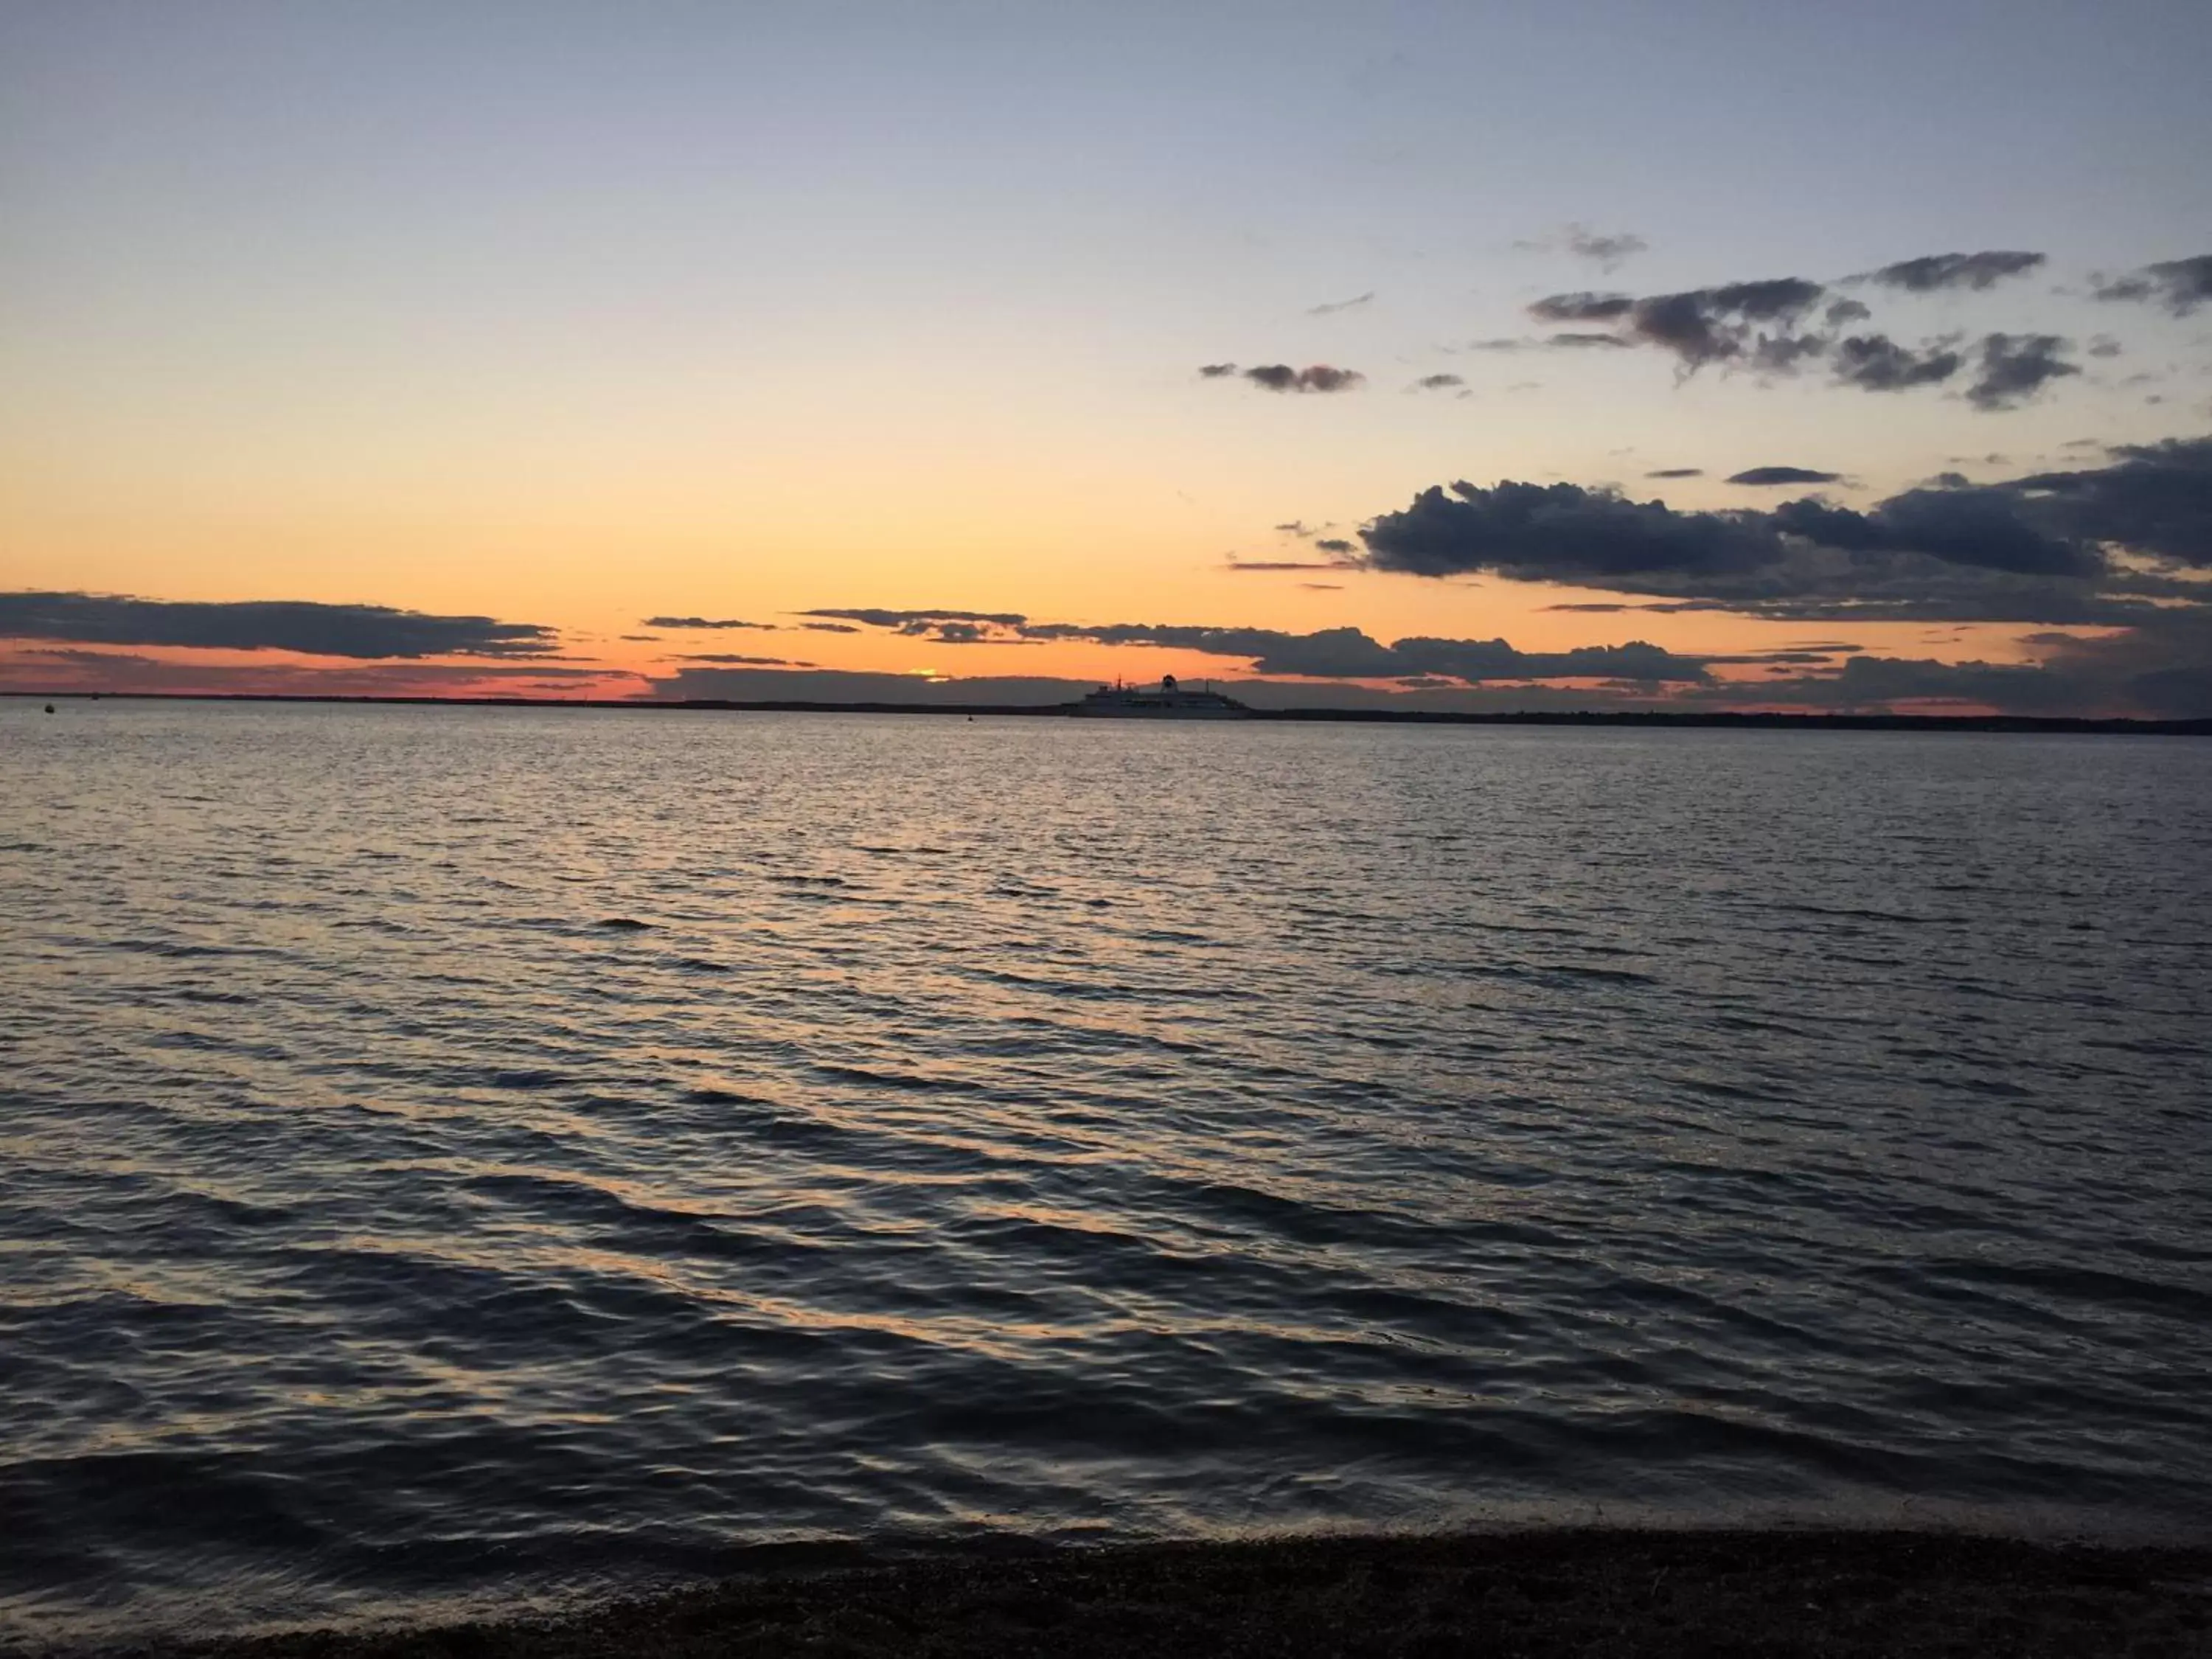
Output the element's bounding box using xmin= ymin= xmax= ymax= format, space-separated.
xmin=3 ymin=1 xmax=2209 ymax=714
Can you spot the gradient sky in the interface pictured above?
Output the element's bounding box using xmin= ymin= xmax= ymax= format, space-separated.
xmin=4 ymin=1 xmax=2210 ymax=712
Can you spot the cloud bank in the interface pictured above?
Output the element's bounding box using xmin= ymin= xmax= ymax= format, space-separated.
xmin=1357 ymin=438 xmax=2212 ymax=625
xmin=0 ymin=593 xmax=559 ymax=658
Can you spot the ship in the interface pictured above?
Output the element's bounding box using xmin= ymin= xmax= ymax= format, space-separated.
xmin=1069 ymin=674 xmax=1251 ymax=718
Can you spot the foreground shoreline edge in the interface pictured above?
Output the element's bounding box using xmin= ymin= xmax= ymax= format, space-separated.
xmin=32 ymin=1527 xmax=2212 ymax=1658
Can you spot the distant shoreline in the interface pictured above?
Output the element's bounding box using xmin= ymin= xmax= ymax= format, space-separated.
xmin=8 ymin=690 xmax=2211 ymax=736
xmin=41 ymin=1526 xmax=2212 ymax=1657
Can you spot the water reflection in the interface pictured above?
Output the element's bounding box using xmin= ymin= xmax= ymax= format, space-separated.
xmin=1 ymin=703 xmax=2208 ymax=1641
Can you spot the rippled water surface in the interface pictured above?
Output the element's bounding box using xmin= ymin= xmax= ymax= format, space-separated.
xmin=4 ymin=702 xmax=2209 ymax=1640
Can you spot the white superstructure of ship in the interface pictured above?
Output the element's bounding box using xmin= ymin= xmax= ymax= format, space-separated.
xmin=1070 ymin=674 xmax=1251 ymax=718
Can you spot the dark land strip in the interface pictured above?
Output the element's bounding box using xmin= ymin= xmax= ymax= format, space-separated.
xmin=10 ymin=693 xmax=2211 ymax=735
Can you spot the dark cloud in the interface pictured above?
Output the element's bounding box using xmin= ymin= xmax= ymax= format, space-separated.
xmin=0 ymin=591 xmax=558 ymax=658
xmin=799 ymin=621 xmax=862 ymax=633
xmin=2024 ymin=612 xmax=2212 ymax=716
xmin=1353 ymin=440 xmax=2212 ymax=622
xmin=643 ymin=616 xmax=778 ymax=630
xmin=1699 ymin=612 xmax=2212 ymax=718
xmin=1314 ymin=538 xmax=1357 ymax=555
xmin=1831 ymin=333 xmax=1963 ymax=392
xmin=2006 ymin=436 xmax=2212 ymax=566
xmin=1539 ymin=279 xmax=1837 ymax=373
xmin=647 ymin=667 xmax=1089 ymax=706
xmin=1727 ymin=467 xmax=1842 ymax=486
xmin=1012 ymin=619 xmax=1711 ymax=683
xmin=1618 ymin=278 xmax=1829 ymax=372
xmin=802 ymin=608 xmax=1028 ymax=627
xmin=1699 ymin=650 xmax=1852 ymax=666
xmin=1863 ymin=251 xmax=2046 ymax=292
xmin=619 ymin=634 xmax=662 ymax=641
xmin=0 ymin=648 xmax=631 ymax=698
xmin=1773 ymin=487 xmax=2099 ymax=577
xmin=1547 ymin=332 xmax=1630 ymax=349
xmin=2087 ymin=335 xmax=2124 ymax=358
xmin=1525 ymin=265 xmax=2084 ymax=407
xmin=1361 ymin=481 xmax=1773 ymax=582
xmin=1638 ymin=588 xmax=2185 ymax=625
xmin=1226 ymin=560 xmax=1356 ymax=571
xmin=18 ymin=647 xmax=160 ymax=666
xmin=1644 ymin=467 xmax=1703 ymax=479
xmin=1307 ymin=291 xmax=1374 ymax=315
xmin=1234 ymin=364 xmax=1366 ymax=393
xmin=639 ymin=664 xmax=1665 ymax=714
xmin=1197 ymin=363 xmax=1239 ymax=378
xmin=811 ymin=607 xmax=1710 ymax=685
xmin=639 ymin=612 xmax=2212 ymax=719
xmin=2093 ymin=255 xmax=2212 ymax=316
xmin=1527 ymin=291 xmax=1635 ymax=323
xmin=1966 ymin=333 xmax=2079 ymax=411
xmin=1412 ymin=373 xmax=1465 ymax=390
xmin=1717 ymin=653 xmax=2069 ymax=711
xmin=914 ymin=622 xmax=1020 ymax=644
xmin=673 ymin=653 xmax=813 ymax=666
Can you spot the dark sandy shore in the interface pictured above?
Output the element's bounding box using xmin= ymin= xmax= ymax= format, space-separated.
xmin=63 ymin=1528 xmax=2212 ymax=1658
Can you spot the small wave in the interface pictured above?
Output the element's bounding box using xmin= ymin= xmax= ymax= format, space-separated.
xmin=813 ymin=1062 xmax=986 ymax=1094
xmin=684 ymin=1085 xmax=774 ymax=1106
xmin=1773 ymin=901 xmax=1959 ymax=925
xmin=1532 ymin=963 xmax=1655 ymax=984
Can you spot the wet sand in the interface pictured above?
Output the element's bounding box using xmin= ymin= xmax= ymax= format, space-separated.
xmin=75 ymin=1528 xmax=2212 ymax=1658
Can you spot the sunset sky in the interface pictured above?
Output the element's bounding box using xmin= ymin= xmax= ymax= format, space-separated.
xmin=4 ymin=0 xmax=2209 ymax=714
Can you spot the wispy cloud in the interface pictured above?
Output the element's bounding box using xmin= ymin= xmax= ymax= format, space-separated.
xmin=1860 ymin=251 xmax=2046 ymax=292
xmin=1517 ymin=224 xmax=1649 ymax=272
xmin=1520 ymin=254 xmax=2096 ymax=409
